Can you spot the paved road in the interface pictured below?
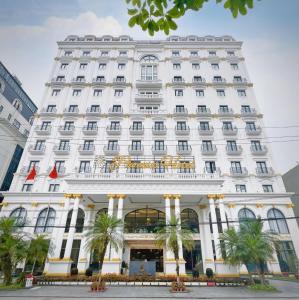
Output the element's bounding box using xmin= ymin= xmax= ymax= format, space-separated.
xmin=0 ymin=280 xmax=298 ymax=299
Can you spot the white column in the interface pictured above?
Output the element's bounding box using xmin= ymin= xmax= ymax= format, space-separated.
xmin=218 ymin=197 xmax=228 ymax=232
xmin=174 ymin=195 xmax=183 ymax=259
xmin=52 ymin=197 xmax=70 ymax=258
xmin=108 ymin=194 xmax=114 ymax=217
xmin=114 ymin=194 xmax=125 ymax=260
xmin=164 ymin=194 xmax=173 ymax=260
xmin=64 ymin=195 xmax=81 ymax=259
xmin=209 ymin=196 xmax=221 ymax=259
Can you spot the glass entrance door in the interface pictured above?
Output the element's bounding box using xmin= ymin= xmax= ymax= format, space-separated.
xmin=183 ymin=241 xmax=202 ymax=274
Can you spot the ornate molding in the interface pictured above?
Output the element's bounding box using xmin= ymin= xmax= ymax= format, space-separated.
xmin=286 ymin=203 xmax=295 ymax=208
xmin=87 ymin=204 xmax=95 ymax=209
xmin=31 ymin=202 xmax=39 ymax=207
xmin=64 ymin=193 xmax=83 ymax=199
xmin=227 ymin=203 xmax=236 ymax=208
xmin=256 ymin=203 xmax=264 ymax=208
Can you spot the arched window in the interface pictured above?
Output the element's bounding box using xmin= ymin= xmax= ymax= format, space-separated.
xmin=209 ymin=208 xmax=228 ymax=233
xmin=95 ymin=208 xmax=108 ymax=220
xmin=124 ymin=208 xmax=165 ymax=233
xmin=181 ymin=208 xmax=199 ymax=233
xmin=10 ymin=207 xmax=27 ymax=227
xmin=268 ymin=208 xmax=289 ymax=234
xmin=65 ymin=208 xmax=85 ymax=233
xmin=238 ymin=208 xmax=256 ymax=222
xmin=35 ymin=207 xmax=56 ymax=233
xmin=140 ymin=55 xmax=158 ymax=81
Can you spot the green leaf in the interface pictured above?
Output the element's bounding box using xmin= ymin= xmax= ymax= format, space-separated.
xmin=128 ymin=8 xmax=138 ymax=15
xmin=167 ymin=18 xmax=178 ymax=30
xmin=239 ymin=5 xmax=247 ymax=15
xmin=128 ymin=15 xmax=137 ymax=27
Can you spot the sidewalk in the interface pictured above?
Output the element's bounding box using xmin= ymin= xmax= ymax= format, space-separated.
xmin=0 ymin=280 xmax=298 ymax=299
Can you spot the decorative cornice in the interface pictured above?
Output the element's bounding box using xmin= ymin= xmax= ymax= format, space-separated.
xmin=64 ymin=193 xmax=83 ymax=199
xmin=286 ymin=203 xmax=295 ymax=208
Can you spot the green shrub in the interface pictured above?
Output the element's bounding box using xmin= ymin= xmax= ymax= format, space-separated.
xmin=249 ymin=284 xmax=277 ymax=292
xmin=205 ymin=268 xmax=214 ymax=279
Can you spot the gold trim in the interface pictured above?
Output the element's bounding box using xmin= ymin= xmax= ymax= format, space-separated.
xmin=163 ymin=194 xmax=172 ymax=200
xmin=256 ymin=203 xmax=264 ymax=208
xmin=107 ymin=194 xmax=116 ymax=199
xmin=287 ymin=203 xmax=295 ymax=208
xmin=227 ymin=203 xmax=236 ymax=208
xmin=172 ymin=194 xmax=181 ymax=200
xmin=0 ymin=202 xmax=8 ymax=207
xmin=199 ymin=204 xmax=208 ymax=209
xmin=87 ymin=204 xmax=95 ymax=209
xmin=79 ymin=258 xmax=87 ymax=262
xmin=59 ymin=202 xmax=65 ymax=207
xmin=31 ymin=202 xmax=39 ymax=207
xmin=205 ymin=259 xmax=214 ymax=262
xmin=64 ymin=193 xmax=83 ymax=199
xmin=116 ymin=194 xmax=126 ymax=199
xmin=48 ymin=258 xmax=73 ymax=262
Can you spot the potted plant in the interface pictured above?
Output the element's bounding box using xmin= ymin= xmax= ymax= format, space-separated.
xmin=206 ymin=268 xmax=215 ymax=286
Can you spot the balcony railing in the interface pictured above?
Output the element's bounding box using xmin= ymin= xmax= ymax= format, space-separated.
xmin=28 ymin=145 xmax=46 ymax=155
xmin=40 ymin=108 xmax=57 ymax=115
xmin=233 ymin=77 xmax=247 ymax=84
xmin=172 ymin=78 xmax=185 ymax=84
xmin=201 ymin=145 xmax=217 ymax=155
xmin=92 ymin=78 xmax=106 ymax=84
xmin=113 ymin=78 xmax=126 ymax=85
xmin=246 ymin=126 xmax=262 ymax=136
xmin=198 ymin=126 xmax=214 ymax=136
xmin=128 ymin=145 xmax=144 ymax=155
xmin=53 ymin=145 xmax=70 ymax=155
xmin=218 ymin=108 xmax=234 ymax=116
xmin=174 ymin=108 xmax=188 ymax=116
xmin=152 ymin=126 xmax=167 ymax=135
xmin=106 ymin=125 xmax=121 ymax=135
xmin=20 ymin=166 xmax=40 ymax=175
xmin=135 ymin=93 xmax=163 ymax=102
xmin=241 ymin=108 xmax=257 ymax=117
xmin=108 ymin=107 xmax=123 ymax=115
xmin=47 ymin=166 xmax=66 ymax=175
xmin=222 ymin=126 xmax=238 ymax=136
xmin=58 ymin=125 xmax=75 ymax=135
xmin=86 ymin=107 xmax=101 ymax=116
xmin=230 ymin=167 xmax=248 ymax=177
xmin=72 ymin=77 xmax=86 ymax=84
xmin=176 ymin=145 xmax=192 ymax=155
xmin=82 ymin=126 xmax=98 ymax=135
xmin=256 ymin=167 xmax=274 ymax=177
xmin=250 ymin=145 xmax=268 ymax=155
xmin=76 ymin=166 xmax=92 ymax=174
xmin=103 ymin=145 xmax=120 ymax=155
xmin=35 ymin=125 xmax=51 ymax=135
xmin=196 ymin=107 xmax=211 ymax=117
xmin=226 ymin=145 xmax=243 ymax=155
xmin=129 ymin=126 xmax=144 ymax=135
xmin=174 ymin=125 xmax=190 ymax=135
xmin=152 ymin=145 xmax=167 ymax=155
xmin=192 ymin=77 xmax=206 ymax=84
xmin=78 ymin=144 xmax=95 ymax=155
xmin=136 ymin=79 xmax=162 ymax=88
xmin=63 ymin=108 xmax=79 ymax=115
xmin=51 ymin=78 xmax=66 ymax=84
xmin=212 ymin=78 xmax=226 ymax=84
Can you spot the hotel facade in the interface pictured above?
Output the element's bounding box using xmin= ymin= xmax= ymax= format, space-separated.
xmin=1 ymin=35 xmax=298 ymax=277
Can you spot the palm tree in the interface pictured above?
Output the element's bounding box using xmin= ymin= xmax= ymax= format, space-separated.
xmin=155 ymin=215 xmax=194 ymax=284
xmin=0 ymin=217 xmax=28 ymax=285
xmin=85 ymin=212 xmax=123 ymax=281
xmin=26 ymin=235 xmax=53 ymax=274
xmin=220 ymin=219 xmax=277 ymax=285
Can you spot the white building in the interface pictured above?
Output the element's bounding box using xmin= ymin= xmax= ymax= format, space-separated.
xmin=1 ymin=35 xmax=298 ymax=277
xmin=0 ymin=61 xmax=37 ymax=194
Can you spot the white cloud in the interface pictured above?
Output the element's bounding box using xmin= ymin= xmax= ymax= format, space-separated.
xmin=0 ymin=12 xmax=123 ymax=104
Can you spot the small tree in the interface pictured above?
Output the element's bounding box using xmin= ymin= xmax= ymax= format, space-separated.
xmin=155 ymin=215 xmax=194 ymax=284
xmin=0 ymin=217 xmax=28 ymax=285
xmin=220 ymin=219 xmax=277 ymax=285
xmin=85 ymin=212 xmax=123 ymax=282
xmin=26 ymin=235 xmax=53 ymax=274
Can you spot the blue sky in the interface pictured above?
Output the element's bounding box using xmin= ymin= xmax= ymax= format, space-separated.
xmin=0 ymin=0 xmax=298 ymax=173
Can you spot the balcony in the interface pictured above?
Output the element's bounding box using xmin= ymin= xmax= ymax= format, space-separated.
xmin=201 ymin=145 xmax=217 ymax=155
xmin=233 ymin=77 xmax=248 ymax=85
xmin=175 ymin=126 xmax=190 ymax=136
xmin=174 ymin=108 xmax=188 ymax=116
xmin=198 ymin=126 xmax=214 ymax=136
xmin=176 ymin=145 xmax=192 ymax=155
xmin=39 ymin=108 xmax=57 ymax=116
xmin=212 ymin=78 xmax=226 ymax=85
xmin=63 ymin=107 xmax=79 ymax=116
xmin=256 ymin=167 xmax=274 ymax=177
xmin=92 ymin=78 xmax=106 ymax=85
xmin=19 ymin=166 xmax=40 ymax=175
xmin=135 ymin=79 xmax=162 ymax=88
xmin=106 ymin=125 xmax=121 ymax=135
xmin=78 ymin=144 xmax=95 ymax=155
xmin=135 ymin=93 xmax=163 ymax=103
xmin=246 ymin=126 xmax=262 ymax=136
xmin=222 ymin=126 xmax=238 ymax=136
xmin=58 ymin=125 xmax=75 ymax=135
xmin=172 ymin=78 xmax=185 ymax=85
xmin=35 ymin=125 xmax=51 ymax=135
xmin=196 ymin=107 xmax=212 ymax=117
xmin=53 ymin=145 xmax=70 ymax=155
xmin=28 ymin=145 xmax=45 ymax=155
xmin=226 ymin=145 xmax=243 ymax=155
xmin=152 ymin=146 xmax=167 ymax=155
xmin=204 ymin=167 xmax=221 ymax=175
xmin=113 ymin=78 xmax=126 ymax=85
xmin=128 ymin=145 xmax=144 ymax=156
xmin=71 ymin=77 xmax=86 ymax=85
xmin=86 ymin=107 xmax=101 ymax=116
xmin=129 ymin=126 xmax=144 ymax=135
xmin=82 ymin=126 xmax=98 ymax=135
xmin=76 ymin=166 xmax=92 ymax=174
xmin=103 ymin=145 xmax=120 ymax=155
xmin=192 ymin=77 xmax=206 ymax=85
xmin=47 ymin=166 xmax=66 ymax=176
xmin=152 ymin=126 xmax=167 ymax=135
xmin=241 ymin=108 xmax=257 ymax=117
xmin=250 ymin=145 xmax=268 ymax=155
xmin=51 ymin=78 xmax=66 ymax=85
xmin=218 ymin=108 xmax=234 ymax=116
xmin=230 ymin=167 xmax=248 ymax=177
xmin=108 ymin=107 xmax=123 ymax=116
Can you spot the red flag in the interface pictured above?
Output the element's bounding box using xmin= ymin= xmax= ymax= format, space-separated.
xmin=26 ymin=166 xmax=37 ymax=181
xmin=49 ymin=165 xmax=58 ymax=179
